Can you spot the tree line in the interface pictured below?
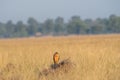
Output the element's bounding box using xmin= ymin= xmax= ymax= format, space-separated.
xmin=0 ymin=14 xmax=120 ymax=38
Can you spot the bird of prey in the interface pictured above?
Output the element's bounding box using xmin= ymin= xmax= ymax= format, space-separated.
xmin=53 ymin=52 xmax=60 ymax=65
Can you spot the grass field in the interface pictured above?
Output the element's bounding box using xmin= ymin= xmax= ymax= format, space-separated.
xmin=0 ymin=34 xmax=120 ymax=80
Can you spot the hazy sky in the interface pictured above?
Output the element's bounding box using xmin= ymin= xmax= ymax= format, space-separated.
xmin=0 ymin=0 xmax=120 ymax=23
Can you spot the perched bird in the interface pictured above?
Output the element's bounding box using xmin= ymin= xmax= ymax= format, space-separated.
xmin=53 ymin=52 xmax=60 ymax=65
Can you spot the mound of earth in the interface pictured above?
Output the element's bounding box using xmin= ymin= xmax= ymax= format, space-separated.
xmin=39 ymin=58 xmax=75 ymax=80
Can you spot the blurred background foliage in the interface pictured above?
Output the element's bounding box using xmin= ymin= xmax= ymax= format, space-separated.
xmin=0 ymin=14 xmax=120 ymax=38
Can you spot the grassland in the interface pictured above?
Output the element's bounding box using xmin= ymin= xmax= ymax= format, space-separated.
xmin=0 ymin=34 xmax=120 ymax=80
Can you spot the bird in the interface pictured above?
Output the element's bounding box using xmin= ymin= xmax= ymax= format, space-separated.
xmin=53 ymin=52 xmax=60 ymax=65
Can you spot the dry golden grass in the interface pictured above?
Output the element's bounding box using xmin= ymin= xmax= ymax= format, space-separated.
xmin=0 ymin=34 xmax=120 ymax=80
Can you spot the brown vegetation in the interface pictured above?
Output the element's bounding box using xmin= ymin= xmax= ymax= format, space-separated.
xmin=0 ymin=34 xmax=120 ymax=80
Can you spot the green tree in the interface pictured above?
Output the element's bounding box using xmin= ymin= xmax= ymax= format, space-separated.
xmin=14 ymin=21 xmax=28 ymax=37
xmin=42 ymin=19 xmax=54 ymax=35
xmin=84 ymin=19 xmax=93 ymax=34
xmin=27 ymin=17 xmax=39 ymax=35
xmin=91 ymin=18 xmax=106 ymax=34
xmin=108 ymin=15 xmax=120 ymax=33
xmin=5 ymin=20 xmax=15 ymax=37
xmin=54 ymin=17 xmax=65 ymax=35
xmin=0 ymin=22 xmax=6 ymax=38
xmin=91 ymin=24 xmax=105 ymax=34
xmin=67 ymin=16 xmax=86 ymax=34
